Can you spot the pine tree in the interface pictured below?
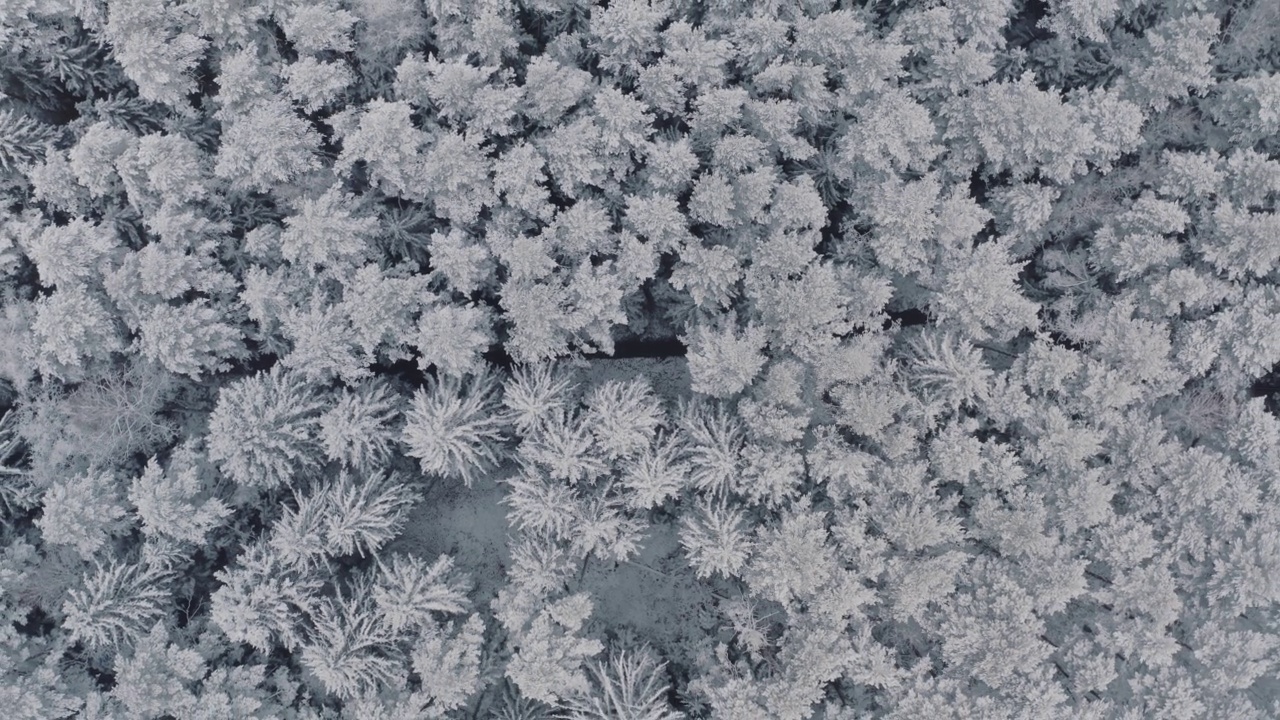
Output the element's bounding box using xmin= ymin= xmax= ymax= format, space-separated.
xmin=280 ymin=1 xmax=358 ymax=53
xmin=283 ymin=57 xmax=354 ymax=114
xmin=206 ymin=365 xmax=327 ymax=490
xmin=280 ymin=293 xmax=370 ymax=384
xmin=679 ymin=497 xmax=753 ymax=580
xmin=421 ymin=129 xmax=496 ymax=224
xmin=134 ymin=301 xmax=247 ymax=379
xmin=582 ymin=377 xmax=665 ymax=460
xmin=676 ymin=399 xmax=744 ymax=497
xmin=620 ymin=431 xmax=687 ymax=510
xmin=493 ymin=142 xmax=555 ymax=221
xmin=411 ymin=614 xmax=486 ymax=713
xmin=336 ymin=99 xmax=430 ymax=200
xmin=904 ymin=330 xmax=992 ymax=410
xmin=118 ymin=132 xmax=212 ymax=209
xmin=300 ymin=583 xmax=403 ymax=699
xmin=503 ymin=592 xmax=604 ymax=704
xmin=500 ymin=278 xmax=583 ymax=363
xmin=502 ymin=362 xmax=576 ymax=435
xmin=373 ymin=553 xmax=470 ymax=633
xmin=268 ymin=485 xmax=330 ymax=569
xmin=682 ymin=318 xmax=769 ymax=399
xmin=214 ymin=99 xmax=322 ymax=192
xmin=560 ymin=646 xmax=685 ymax=720
xmin=426 ymin=227 xmax=496 ymax=294
xmin=318 ymin=379 xmax=402 ymax=471
xmin=932 ymin=239 xmax=1041 ymax=343
xmin=745 ymin=502 xmax=836 ymax=607
xmin=339 ymin=263 xmax=433 ymax=365
xmin=110 ymin=622 xmax=205 ymax=719
xmin=0 ymin=104 xmax=58 ymax=174
xmin=28 ymin=286 xmax=127 ymax=381
xmin=62 ymin=559 xmax=171 ymax=652
xmin=503 ymin=469 xmax=580 ymax=541
xmin=129 ymin=450 xmax=231 ymax=545
xmin=20 ymin=217 xmax=116 ymax=291
xmin=104 ymin=0 xmax=208 ymax=109
xmin=210 ymin=541 xmax=321 ymax=652
xmin=519 ymin=409 xmax=609 ymax=485
xmin=401 ymin=370 xmax=507 ymax=486
xmin=669 ymin=243 xmax=741 ymax=311
xmin=36 ymin=469 xmax=129 ymax=560
xmin=589 ymin=0 xmax=668 ymax=78
xmin=279 ymin=187 xmax=379 ymax=274
xmin=319 ymin=471 xmax=417 ymax=558
xmin=414 ymin=303 xmax=495 ymax=378
xmin=568 ymin=490 xmax=645 ymax=563
xmin=521 ymin=55 xmax=594 ymax=127
xmin=1117 ymin=13 xmax=1218 ymax=112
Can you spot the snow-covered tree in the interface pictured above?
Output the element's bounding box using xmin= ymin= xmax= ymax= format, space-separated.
xmin=207 ymin=365 xmax=326 ymax=490
xmin=560 ymin=646 xmax=685 ymax=720
xmin=411 ymin=614 xmax=486 ymax=715
xmin=502 ymin=592 xmax=604 ymax=704
xmin=279 ymin=187 xmax=379 ymax=273
xmin=318 ymin=379 xmax=402 ymax=471
xmin=373 ymin=553 xmax=470 ymax=633
xmin=129 ymin=449 xmax=231 ymax=545
xmin=37 ymin=469 xmax=129 ymax=560
xmin=62 ymin=559 xmax=171 ymax=652
xmin=28 ymin=286 xmax=126 ymax=381
xmin=210 ymin=541 xmax=321 ymax=653
xmin=401 ymin=370 xmax=507 ymax=486
xmin=582 ymin=377 xmax=664 ymax=460
xmin=679 ymin=497 xmax=753 ymax=580
xmin=283 ymin=57 xmax=353 ymax=114
xmin=501 ymin=362 xmax=576 ymax=435
xmin=1117 ymin=12 xmax=1218 ymax=112
xmin=300 ymin=585 xmax=403 ymax=699
xmin=214 ymin=99 xmax=322 ymax=192
xmin=134 ymin=301 xmax=246 ymax=379
xmin=110 ymin=622 xmax=205 ymax=719
xmin=413 ymin=302 xmax=495 ymax=378
xmin=318 ymin=471 xmax=417 ymax=558
xmin=104 ymin=0 xmax=208 ymax=109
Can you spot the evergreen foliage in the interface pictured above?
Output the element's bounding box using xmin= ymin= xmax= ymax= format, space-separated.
xmin=2 ymin=2 xmax=1280 ymax=718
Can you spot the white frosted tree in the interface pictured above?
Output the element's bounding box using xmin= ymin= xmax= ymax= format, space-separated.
xmin=300 ymin=586 xmax=403 ymax=699
xmin=110 ymin=622 xmax=206 ymax=719
xmin=502 ymin=592 xmax=604 ymax=704
xmin=560 ymin=646 xmax=685 ymax=720
xmin=679 ymin=497 xmax=753 ymax=580
xmin=372 ymin=553 xmax=470 ymax=634
xmin=210 ymin=541 xmax=321 ymax=653
xmin=214 ymin=99 xmax=322 ymax=192
xmin=410 ymin=614 xmax=486 ymax=715
xmin=318 ymin=379 xmax=402 ymax=471
xmin=129 ymin=451 xmax=231 ymax=545
xmin=683 ymin=318 xmax=769 ymax=399
xmin=62 ymin=559 xmax=172 ymax=652
xmin=134 ymin=301 xmax=246 ymax=379
xmin=28 ymin=286 xmax=126 ymax=381
xmin=104 ymin=0 xmax=208 ymax=109
xmin=279 ymin=187 xmax=379 ymax=274
xmin=37 ymin=469 xmax=129 ymax=560
xmin=318 ymin=471 xmax=417 ymax=558
xmin=207 ymin=365 xmax=326 ymax=490
xmin=401 ymin=370 xmax=507 ymax=486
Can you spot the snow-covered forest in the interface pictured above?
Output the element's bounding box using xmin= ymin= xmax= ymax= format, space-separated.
xmin=2 ymin=0 xmax=1279 ymax=717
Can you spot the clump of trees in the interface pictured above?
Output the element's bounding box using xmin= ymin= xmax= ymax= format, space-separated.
xmin=1 ymin=0 xmax=1279 ymax=718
